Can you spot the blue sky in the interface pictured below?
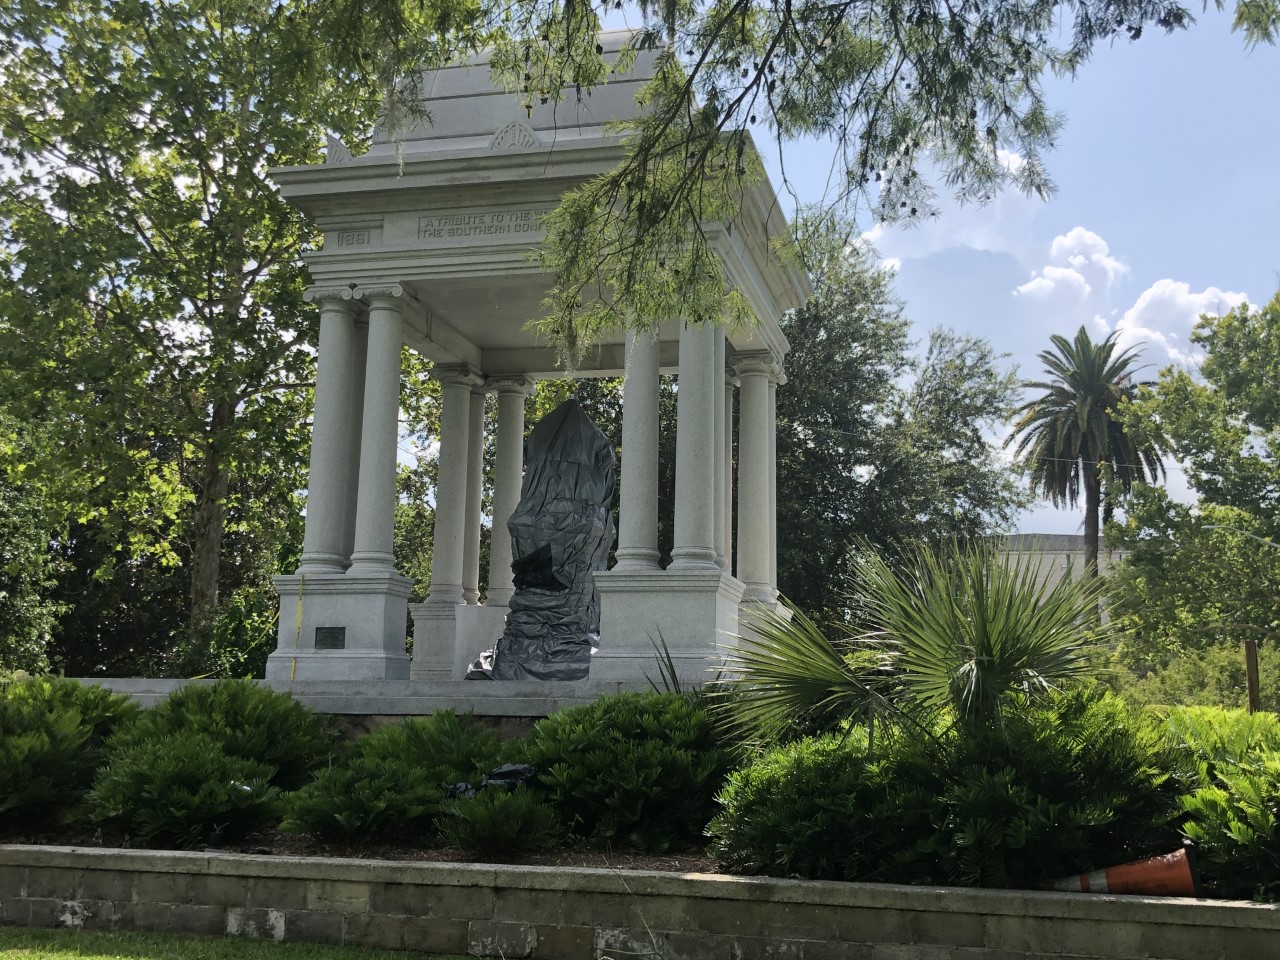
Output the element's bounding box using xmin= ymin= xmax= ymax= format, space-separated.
xmin=754 ymin=9 xmax=1279 ymax=533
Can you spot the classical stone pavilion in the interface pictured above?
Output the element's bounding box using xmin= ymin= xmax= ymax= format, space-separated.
xmin=264 ymin=33 xmax=809 ymax=688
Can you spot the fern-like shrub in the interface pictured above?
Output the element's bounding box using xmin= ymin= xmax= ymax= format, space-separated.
xmin=1161 ymin=706 xmax=1280 ymax=898
xmin=1161 ymin=705 xmax=1280 ymax=774
xmin=521 ymin=691 xmax=731 ymax=850
xmin=112 ymin=680 xmax=335 ymax=789
xmin=710 ymin=686 xmax=1180 ymax=887
xmin=441 ymin=788 xmax=563 ymax=857
xmin=86 ymin=730 xmax=279 ymax=847
xmin=1181 ymin=756 xmax=1280 ymax=900
xmin=282 ymin=711 xmax=501 ymax=842
xmin=0 ymin=677 xmax=138 ymax=827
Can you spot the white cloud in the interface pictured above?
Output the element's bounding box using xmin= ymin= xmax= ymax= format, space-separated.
xmin=861 ymin=153 xmax=1040 ymax=265
xmin=997 ymin=149 xmax=1027 ymax=176
xmin=1049 ymin=227 xmax=1128 ymax=284
xmin=1014 ymin=226 xmax=1127 ymax=304
xmin=1114 ymin=279 xmax=1248 ymax=366
xmin=1015 ymin=264 xmax=1091 ymax=300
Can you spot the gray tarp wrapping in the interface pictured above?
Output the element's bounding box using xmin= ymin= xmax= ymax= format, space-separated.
xmin=468 ymin=398 xmax=616 ymax=680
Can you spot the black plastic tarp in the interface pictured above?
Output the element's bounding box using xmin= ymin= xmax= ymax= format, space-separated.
xmin=468 ymin=398 xmax=616 ymax=680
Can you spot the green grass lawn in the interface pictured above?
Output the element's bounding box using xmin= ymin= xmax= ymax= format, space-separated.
xmin=0 ymin=928 xmax=464 ymax=960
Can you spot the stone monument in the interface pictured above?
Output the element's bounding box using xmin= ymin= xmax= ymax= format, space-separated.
xmin=263 ymin=32 xmax=809 ymax=691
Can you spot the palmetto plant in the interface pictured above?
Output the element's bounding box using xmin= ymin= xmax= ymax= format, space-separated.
xmin=721 ymin=542 xmax=1108 ymax=741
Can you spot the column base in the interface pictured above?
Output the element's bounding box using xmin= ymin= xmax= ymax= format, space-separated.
xmin=346 ymin=551 xmax=398 ymax=576
xmin=736 ymin=592 xmax=790 ymax=627
xmin=668 ymin=546 xmax=721 ymax=570
xmin=592 ymin=568 xmax=745 ymax=687
xmin=297 ymin=552 xmax=349 ymax=575
xmin=266 ymin=572 xmax=412 ymax=681
xmin=612 ymin=547 xmax=661 ymax=572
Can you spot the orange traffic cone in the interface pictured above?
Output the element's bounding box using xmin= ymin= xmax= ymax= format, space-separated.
xmin=1040 ymin=842 xmax=1202 ymax=897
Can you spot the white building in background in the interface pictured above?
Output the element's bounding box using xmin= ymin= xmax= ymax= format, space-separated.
xmin=1002 ymin=533 xmax=1124 ymax=587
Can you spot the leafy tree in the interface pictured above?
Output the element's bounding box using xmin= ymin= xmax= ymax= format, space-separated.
xmin=329 ymin=0 xmax=1280 ymax=359
xmin=529 ymin=0 xmax=1280 ymax=357
xmin=0 ymin=417 xmax=63 ymax=673
xmin=1007 ymin=327 xmax=1165 ymax=576
xmin=0 ymin=0 xmax=480 ymax=670
xmin=776 ymin=218 xmax=1026 ymax=618
xmin=1107 ymin=293 xmax=1280 ymax=704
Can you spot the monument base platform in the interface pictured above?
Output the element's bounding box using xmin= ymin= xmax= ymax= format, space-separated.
xmin=74 ymin=677 xmax=655 ymax=719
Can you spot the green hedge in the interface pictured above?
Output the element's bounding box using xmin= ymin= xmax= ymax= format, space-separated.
xmin=0 ymin=677 xmax=138 ymax=827
xmin=282 ymin=711 xmax=502 ymax=842
xmin=1163 ymin=706 xmax=1280 ymax=898
xmin=520 ymin=691 xmax=732 ymax=851
xmin=87 ymin=730 xmax=280 ymax=847
xmin=711 ymin=687 xmax=1182 ymax=888
xmin=111 ymin=680 xmax=336 ymax=789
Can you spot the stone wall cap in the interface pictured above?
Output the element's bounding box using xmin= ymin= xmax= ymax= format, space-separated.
xmin=3 ymin=845 xmax=1279 ymax=929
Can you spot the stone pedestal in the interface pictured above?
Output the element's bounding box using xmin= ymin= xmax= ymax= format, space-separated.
xmin=267 ymin=573 xmax=412 ymax=681
xmin=411 ymin=601 xmax=510 ymax=680
xmin=408 ymin=602 xmax=458 ymax=681
xmin=592 ymin=569 xmax=744 ymax=687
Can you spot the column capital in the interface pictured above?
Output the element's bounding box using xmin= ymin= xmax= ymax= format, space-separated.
xmin=431 ymin=363 xmax=485 ymax=390
xmin=487 ymin=375 xmax=536 ymax=397
xmin=352 ymin=281 xmax=408 ymax=304
xmin=731 ymin=350 xmax=781 ymax=381
xmin=304 ymin=284 xmax=358 ymax=305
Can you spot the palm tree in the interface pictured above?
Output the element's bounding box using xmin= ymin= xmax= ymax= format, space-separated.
xmin=1006 ymin=326 xmax=1165 ymax=576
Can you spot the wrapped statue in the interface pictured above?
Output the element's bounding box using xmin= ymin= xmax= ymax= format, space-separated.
xmin=468 ymin=398 xmax=616 ymax=680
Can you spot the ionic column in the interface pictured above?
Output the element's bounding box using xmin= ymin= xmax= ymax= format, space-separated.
xmin=613 ymin=330 xmax=661 ymax=571
xmin=347 ymin=284 xmax=406 ymax=575
xmin=723 ymin=369 xmax=737 ymax=575
xmin=461 ymin=384 xmax=487 ymax=605
xmin=487 ymin=376 xmax=534 ymax=607
xmin=425 ymin=364 xmax=484 ymax=605
xmin=340 ymin=318 xmax=369 ymax=562
xmin=298 ymin=287 xmax=360 ymax=573
xmin=769 ymin=369 xmax=783 ymax=590
xmin=713 ymin=330 xmax=727 ymax=570
xmin=670 ymin=322 xmax=719 ymax=570
xmin=734 ymin=351 xmax=774 ymax=596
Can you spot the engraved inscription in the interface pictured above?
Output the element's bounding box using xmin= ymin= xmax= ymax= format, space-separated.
xmin=417 ymin=207 xmax=551 ymax=242
xmin=337 ymin=229 xmax=370 ymax=246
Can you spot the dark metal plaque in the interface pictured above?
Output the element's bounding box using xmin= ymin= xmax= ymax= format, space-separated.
xmin=314 ymin=626 xmax=346 ymax=650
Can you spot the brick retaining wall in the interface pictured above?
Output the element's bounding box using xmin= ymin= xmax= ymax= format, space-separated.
xmin=2 ymin=845 xmax=1277 ymax=959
